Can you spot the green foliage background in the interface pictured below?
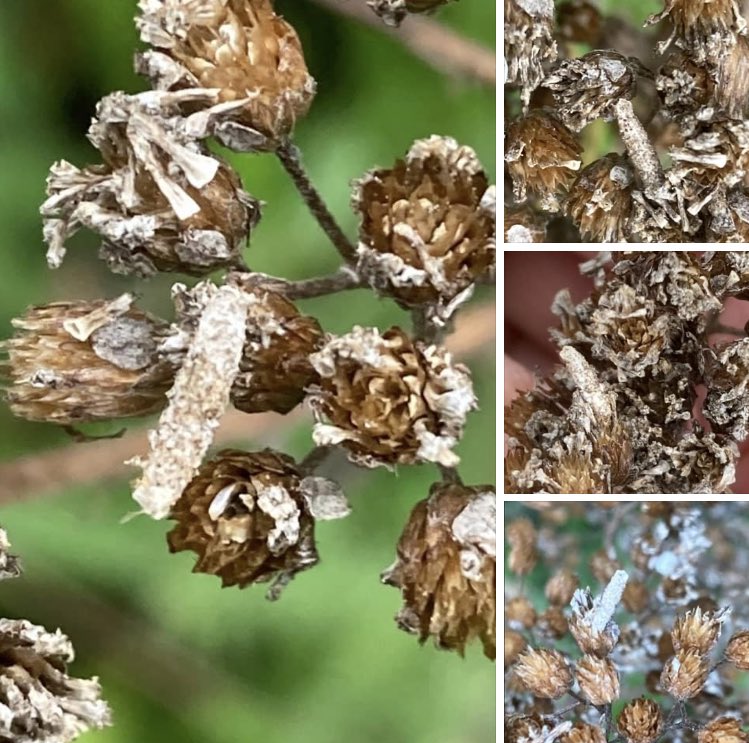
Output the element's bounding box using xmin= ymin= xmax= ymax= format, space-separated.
xmin=0 ymin=2 xmax=495 ymax=742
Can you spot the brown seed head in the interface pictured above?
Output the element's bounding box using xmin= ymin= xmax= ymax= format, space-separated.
xmin=2 ymin=295 xmax=177 ymax=425
xmin=505 ymin=629 xmax=527 ymax=667
xmin=576 ymin=655 xmax=620 ymax=705
xmin=726 ymin=630 xmax=749 ymax=669
xmin=538 ymin=606 xmax=569 ymax=639
xmin=561 ymin=723 xmax=607 ymax=743
xmin=514 ymin=647 xmax=573 ymax=699
xmin=661 ymin=648 xmax=710 ymax=699
xmin=167 ymin=449 xmax=319 ymax=595
xmin=567 ymin=153 xmax=634 ymax=242
xmin=136 ymin=0 xmax=315 ymax=147
xmin=308 ymin=326 xmax=476 ymax=468
xmin=353 ymin=136 xmax=494 ymax=318
xmin=382 ymin=483 xmax=496 ymax=658
xmin=672 ymin=606 xmax=729 ymax=655
xmin=506 ymin=714 xmax=547 ymax=743
xmin=617 ymin=698 xmax=663 ymax=743
xmin=505 ymin=108 xmax=582 ymax=211
xmin=569 ymin=585 xmax=622 ymax=657
xmin=590 ymin=549 xmax=620 ymax=584
xmin=546 ymin=568 xmax=580 ymax=606
xmin=41 ymin=91 xmax=258 ymax=276
xmin=698 ymin=717 xmax=749 ymax=743
xmin=622 ymin=580 xmax=650 ymax=614
xmin=506 ymin=518 xmax=538 ymax=576
xmin=506 ymin=596 xmax=538 ymax=630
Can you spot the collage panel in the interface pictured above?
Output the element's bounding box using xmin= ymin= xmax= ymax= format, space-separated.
xmin=504 ymin=501 xmax=749 ymax=741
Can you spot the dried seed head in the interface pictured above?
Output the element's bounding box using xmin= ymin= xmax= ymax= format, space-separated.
xmin=353 ymin=136 xmax=494 ymax=320
xmin=504 ymin=204 xmax=547 ymax=242
xmin=704 ymin=339 xmax=749 ymax=441
xmin=0 ymin=618 xmax=111 ymax=741
xmin=566 ymin=153 xmax=634 ymax=243
xmin=513 ymin=647 xmax=573 ymax=699
xmin=556 ymin=1 xmax=602 ymax=45
xmin=698 ymin=717 xmax=749 ymax=743
xmin=2 ymin=295 xmax=176 ymax=424
xmin=575 ymin=655 xmax=620 ymax=705
xmin=545 ymin=568 xmax=579 ymax=606
xmin=506 ymin=596 xmax=538 ymax=630
xmin=506 ymin=714 xmax=558 ymax=743
xmin=545 ymin=51 xmax=639 ymax=132
xmin=136 ymin=0 xmax=316 ymax=148
xmin=204 ymin=282 xmax=324 ymax=414
xmin=590 ymin=549 xmax=620 ymax=584
xmin=538 ymin=606 xmax=569 ymax=639
xmin=41 ymin=91 xmax=258 ymax=276
xmin=168 ymin=448 xmax=321 ymax=596
xmin=569 ymin=572 xmax=627 ymax=657
xmin=381 ymin=483 xmax=496 ymax=658
xmin=622 ymin=580 xmax=650 ymax=614
xmin=504 ymin=0 xmax=558 ymax=106
xmin=506 ymin=518 xmax=538 ymax=576
xmin=505 ymin=629 xmax=527 ymax=667
xmin=308 ymin=326 xmax=476 ymax=468
xmin=505 ymin=108 xmax=582 ymax=212
xmin=367 ymin=0 xmax=452 ymax=26
xmin=561 ymin=723 xmax=607 ymax=743
xmin=661 ymin=648 xmax=710 ymax=699
xmin=672 ymin=606 xmax=730 ymax=654
xmin=726 ymin=629 xmax=749 ymax=669
xmin=617 ymin=698 xmax=663 ymax=743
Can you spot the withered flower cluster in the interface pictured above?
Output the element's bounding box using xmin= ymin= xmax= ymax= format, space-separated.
xmin=2 ymin=0 xmax=495 ymax=662
xmin=505 ymin=251 xmax=749 ymax=494
xmin=505 ymin=502 xmax=749 ymax=743
xmin=504 ymin=0 xmax=749 ymax=242
xmin=0 ymin=528 xmax=110 ymax=742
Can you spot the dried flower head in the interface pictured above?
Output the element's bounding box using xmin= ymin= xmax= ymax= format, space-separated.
xmin=661 ymin=648 xmax=710 ymax=699
xmin=514 ymin=647 xmax=573 ymax=699
xmin=576 ymin=655 xmax=620 ymax=706
xmin=506 ymin=518 xmax=538 ymax=576
xmin=556 ymin=1 xmax=602 ymax=45
xmin=703 ymin=339 xmax=749 ymax=441
xmin=136 ymin=0 xmax=316 ymax=149
xmin=726 ymin=629 xmax=749 ymax=669
xmin=506 ymin=596 xmax=538 ymax=630
xmin=566 ymin=154 xmax=634 ymax=242
xmin=1 ymin=295 xmax=176 ymax=424
xmin=353 ymin=136 xmax=494 ymax=321
xmin=505 ymin=0 xmax=558 ymax=106
xmin=672 ymin=606 xmax=729 ymax=654
xmin=546 ymin=568 xmax=580 ymax=608
xmin=381 ymin=483 xmax=496 ymax=658
xmin=569 ymin=571 xmax=628 ymax=657
xmin=308 ymin=326 xmax=476 ymax=468
xmin=505 ymin=629 xmax=527 ymax=667
xmin=167 ymin=448 xmax=326 ymax=596
xmin=505 ymin=109 xmax=583 ymax=211
xmin=698 ymin=717 xmax=749 ymax=743
xmin=617 ymin=698 xmax=663 ymax=743
xmin=544 ymin=51 xmax=639 ymax=132
xmin=538 ymin=605 xmax=569 ymax=639
xmin=561 ymin=723 xmax=607 ymax=743
xmin=0 ymin=618 xmax=111 ymax=741
xmin=41 ymin=90 xmax=259 ymax=276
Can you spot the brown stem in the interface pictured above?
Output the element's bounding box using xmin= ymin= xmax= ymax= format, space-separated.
xmin=411 ymin=307 xmax=444 ymax=345
xmin=284 ymin=269 xmax=365 ymax=299
xmin=299 ymin=445 xmax=333 ymax=475
xmin=438 ymin=464 xmax=463 ymax=485
xmin=276 ymin=139 xmax=358 ymax=264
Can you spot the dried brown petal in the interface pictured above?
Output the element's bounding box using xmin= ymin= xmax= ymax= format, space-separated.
xmin=381 ymin=483 xmax=496 ymax=658
xmin=513 ymin=647 xmax=573 ymax=699
xmin=309 ymin=326 xmax=476 ymax=468
xmin=168 ymin=448 xmax=319 ymax=596
xmin=2 ymin=295 xmax=176 ymax=424
xmin=575 ymin=655 xmax=620 ymax=705
xmin=661 ymin=648 xmax=710 ymax=699
xmin=505 ymin=108 xmax=582 ymax=212
xmin=136 ymin=0 xmax=315 ymax=148
xmin=353 ymin=136 xmax=494 ymax=320
xmin=0 ymin=618 xmax=111 ymax=741
xmin=506 ymin=518 xmax=538 ymax=576
xmin=618 ymin=698 xmax=663 ymax=743
xmin=726 ymin=629 xmax=749 ymax=669
xmin=42 ymin=91 xmax=258 ymax=276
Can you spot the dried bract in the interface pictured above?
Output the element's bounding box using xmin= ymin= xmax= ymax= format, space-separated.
xmin=136 ymin=0 xmax=316 ymax=149
xmin=2 ymin=295 xmax=176 ymax=424
xmin=671 ymin=606 xmax=729 ymax=654
xmin=660 ymin=648 xmax=710 ymax=699
xmin=381 ymin=483 xmax=495 ymax=658
xmin=575 ymin=655 xmax=620 ymax=705
xmin=353 ymin=136 xmax=495 ymax=321
xmin=308 ymin=326 xmax=476 ymax=468
xmin=41 ymin=91 xmax=258 ymax=276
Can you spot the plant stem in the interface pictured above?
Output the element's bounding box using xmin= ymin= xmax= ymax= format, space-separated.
xmin=284 ymin=268 xmax=364 ymax=299
xmin=276 ymin=139 xmax=358 ymax=264
xmin=438 ymin=464 xmax=463 ymax=485
xmin=411 ymin=307 xmax=443 ymax=345
xmin=300 ymin=445 xmax=333 ymax=475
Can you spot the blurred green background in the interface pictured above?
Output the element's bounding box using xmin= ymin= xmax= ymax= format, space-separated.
xmin=0 ymin=1 xmax=495 ymax=742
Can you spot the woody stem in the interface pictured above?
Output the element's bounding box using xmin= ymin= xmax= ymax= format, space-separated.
xmin=276 ymin=139 xmax=358 ymax=264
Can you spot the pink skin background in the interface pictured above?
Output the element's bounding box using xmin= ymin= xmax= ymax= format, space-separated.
xmin=504 ymin=251 xmax=749 ymax=494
